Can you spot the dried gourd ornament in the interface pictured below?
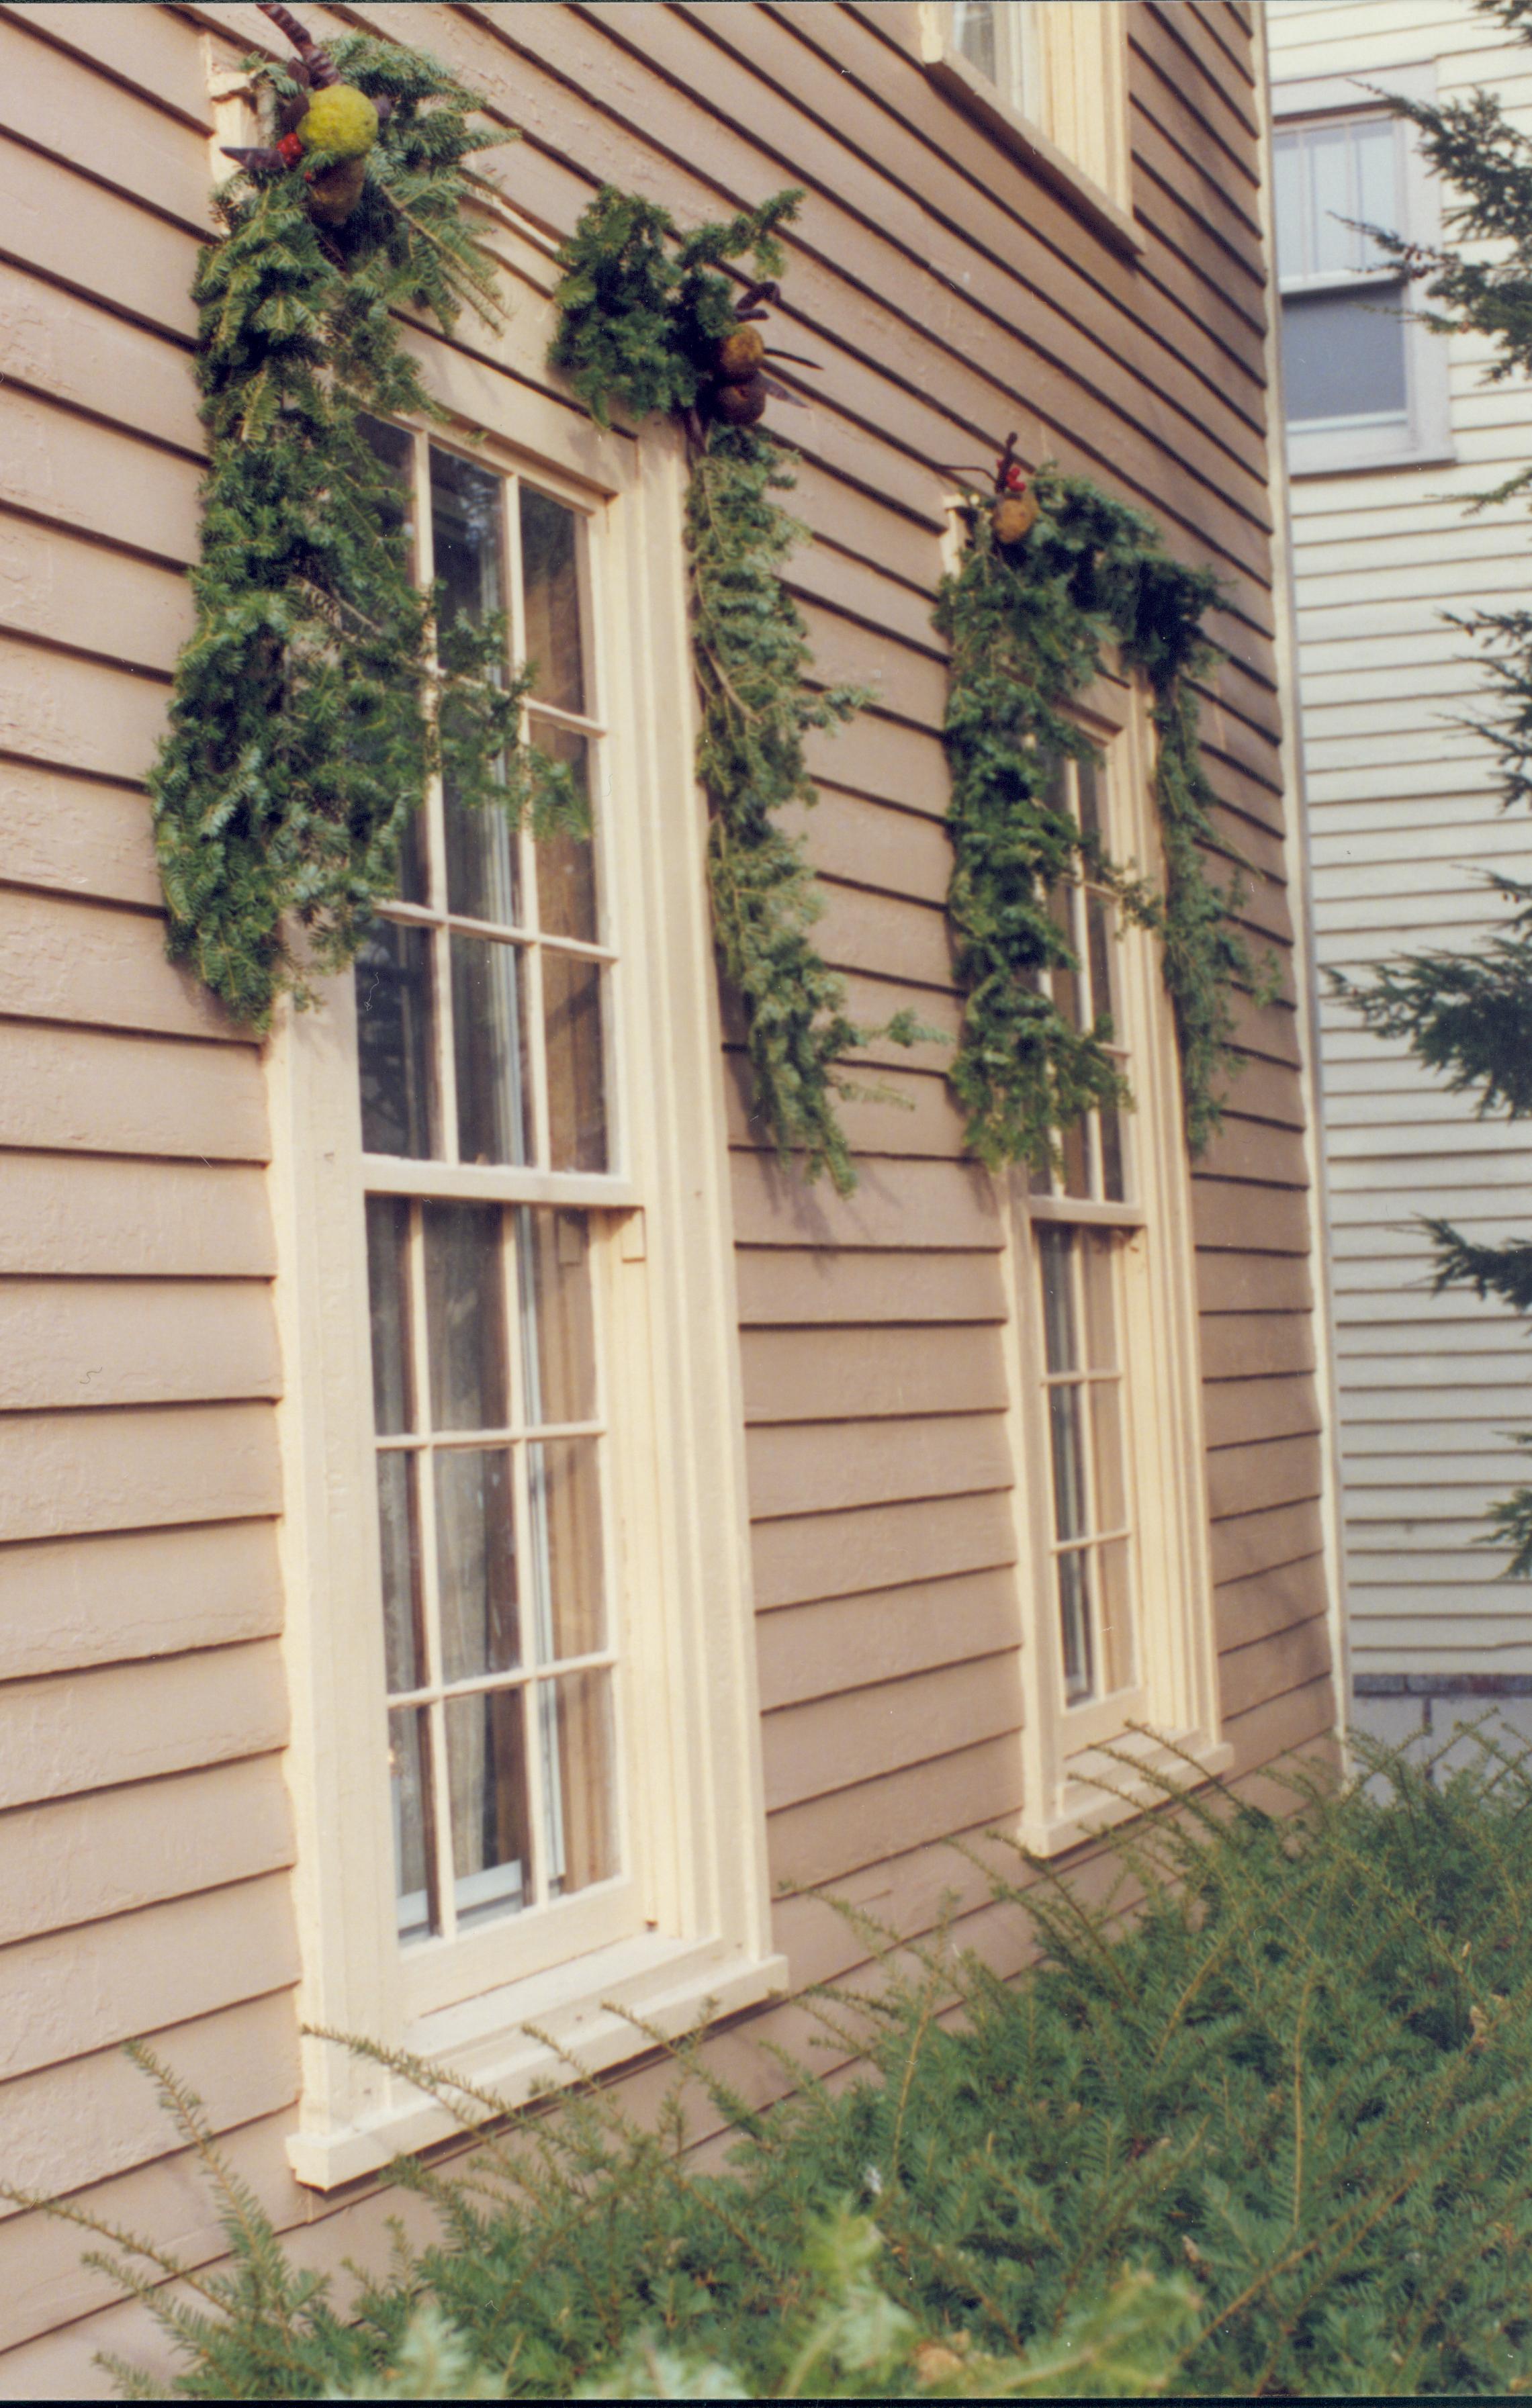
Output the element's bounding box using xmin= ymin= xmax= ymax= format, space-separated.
xmin=222 ymin=0 xmax=392 ymax=229
xmin=694 ymin=280 xmax=818 ymax=432
xmin=991 ymin=430 xmax=1038 ymax=547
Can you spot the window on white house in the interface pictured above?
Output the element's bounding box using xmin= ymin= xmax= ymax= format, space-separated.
xmin=1009 ymin=715 xmax=1227 ymax=1852
xmin=1272 ymin=70 xmax=1452 ymax=474
xmin=920 ymin=1 xmax=1134 ymax=231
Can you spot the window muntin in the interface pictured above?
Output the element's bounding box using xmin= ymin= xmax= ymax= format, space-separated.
xmin=369 ymin=1196 xmax=619 ymax=1947
xmin=355 ymin=441 xmax=613 ymax=1182
xmin=1273 ymin=115 xmax=1408 ymax=437
xmin=922 ymin=2 xmax=1133 ymax=226
xmin=1038 ymin=1225 xmax=1135 ymax=1708
xmin=353 ymin=430 xmax=631 ymax=1993
xmin=949 ymin=0 xmax=1036 ymax=109
xmin=1018 ymin=755 xmax=1142 ymax=1721
xmin=1007 ymin=708 xmax=1223 ymax=1839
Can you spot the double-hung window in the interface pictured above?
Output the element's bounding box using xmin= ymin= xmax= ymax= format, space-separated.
xmin=920 ymin=1 xmax=1135 ymax=239
xmin=1272 ymin=68 xmax=1451 ymax=473
xmin=268 ymin=353 xmax=782 ymax=2189
xmin=1007 ymin=698 xmax=1227 ymax=1851
xmin=355 ymin=432 xmax=630 ymax=2006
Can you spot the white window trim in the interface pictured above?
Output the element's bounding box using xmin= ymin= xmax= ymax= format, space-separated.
xmin=1273 ymin=62 xmax=1453 ymax=477
xmin=263 ymin=271 xmax=785 ymax=2190
xmin=918 ymin=2 xmax=1142 ymax=259
xmin=999 ymin=679 xmax=1229 ymax=1853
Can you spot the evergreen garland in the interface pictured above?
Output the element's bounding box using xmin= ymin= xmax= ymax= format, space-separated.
xmin=154 ymin=30 xmax=580 ymax=1026
xmin=550 ymin=187 xmax=921 ymax=1193
xmin=937 ymin=466 xmax=1268 ymax=1170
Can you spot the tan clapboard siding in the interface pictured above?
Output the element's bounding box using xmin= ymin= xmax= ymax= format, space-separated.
xmin=0 ymin=1522 xmax=283 ymax=1681
xmin=754 ymin=1489 xmax=1020 ymax=1613
xmin=0 ymin=761 xmax=163 ymax=911
xmin=0 ymin=1401 xmax=280 ymax=1546
xmin=768 ymin=1730 xmax=1023 ymax=1893
xmin=764 ymin=1653 xmax=1023 ymax=1812
xmin=0 ymin=888 xmax=237 ymax=1044
xmin=0 ymin=1996 xmax=299 ymax=2248
xmin=0 ymin=1020 xmax=267 ymax=1158
xmin=1270 ymin=0 xmax=1532 ymax=1677
xmin=0 ymin=1873 xmax=296 ymax=2083
xmin=0 ymin=1640 xmax=288 ymax=1808
xmin=733 ymin=1246 xmax=1005 ymax=1327
xmin=0 ymin=2111 xmax=300 ymax=2358
xmin=740 ymin=1324 xmax=1008 ymax=1422
xmin=0 ymin=1279 xmax=280 ymax=1411
xmin=0 ymin=1155 xmax=275 ymax=1279
xmin=0 ymin=1758 xmax=293 ymax=1948
xmin=0 ymin=261 xmax=204 ymax=454
xmin=756 ymin=1567 xmax=1023 ymax=1712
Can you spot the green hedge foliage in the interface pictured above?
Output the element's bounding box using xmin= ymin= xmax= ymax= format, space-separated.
xmin=24 ymin=1734 xmax=1532 ymax=2397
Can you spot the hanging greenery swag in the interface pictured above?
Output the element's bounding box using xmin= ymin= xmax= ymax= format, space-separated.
xmin=549 ymin=186 xmax=925 ymax=1195
xmin=936 ymin=465 xmax=1271 ymax=1171
xmin=153 ymin=17 xmax=580 ymax=1027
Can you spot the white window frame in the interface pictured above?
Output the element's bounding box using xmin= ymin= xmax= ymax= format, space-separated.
xmin=1000 ymin=680 xmax=1229 ymax=1853
xmin=263 ymin=230 xmax=785 ymax=2191
xmin=919 ymin=1 xmax=1140 ymax=257
xmin=1273 ymin=64 xmax=1453 ymax=477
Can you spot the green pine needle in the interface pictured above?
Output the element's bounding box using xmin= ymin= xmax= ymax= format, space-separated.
xmin=936 ymin=468 xmax=1273 ymax=1170
xmin=153 ymin=33 xmax=578 ymax=1028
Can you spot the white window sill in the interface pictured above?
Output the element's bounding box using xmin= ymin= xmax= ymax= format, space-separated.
xmin=1022 ymin=1732 xmax=1234 ymax=1857
xmin=1288 ymin=443 xmax=1456 ymax=480
xmin=924 ymin=47 xmax=1142 ymax=261
xmin=287 ymin=1936 xmax=790 ymax=2190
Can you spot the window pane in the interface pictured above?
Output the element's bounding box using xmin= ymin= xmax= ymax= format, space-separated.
xmin=436 ymin=1448 xmax=521 ymax=1682
xmin=1081 ymin=1231 xmax=1118 ymax=1372
xmin=445 ymin=793 xmax=521 ymax=928
xmin=1100 ymin=1107 xmax=1126 ymax=1203
xmin=1048 ymin=1382 xmax=1089 ymax=1542
xmin=1086 ymin=892 xmax=1114 ymax=1025
xmin=1091 ymin=1382 xmax=1127 ymax=1535
xmin=452 ymin=935 xmax=533 ymax=1168
xmin=377 ymin=1452 xmax=425 ymax=1694
xmin=431 ymin=448 xmax=503 ymax=631
xmin=1282 ymin=284 xmax=1408 ymax=424
xmin=389 ymin=1706 xmax=435 ymax=1940
xmin=520 ymin=1209 xmax=597 ymax=1426
xmin=520 ymin=486 xmax=586 ymax=717
xmin=424 ymin=1203 xmax=508 ymax=1432
xmin=1273 ymin=130 xmax=1303 ymax=279
xmin=365 ymin=1197 xmax=414 ymax=1434
xmin=1354 ymin=118 xmax=1400 ymax=267
xmin=446 ymin=1688 xmax=532 ymax=1924
xmin=395 ymin=807 xmax=430 ymax=908
xmin=530 ymin=719 xmax=598 ymax=944
xmin=529 ymin=1438 xmax=606 ymax=1660
xmin=543 ymin=950 xmax=608 ymax=1172
xmin=951 ymin=0 xmax=997 ymax=82
xmin=1060 ymin=1116 xmax=1091 ymax=1202
xmin=541 ymin=1670 xmax=618 ymax=1896
xmin=1047 ymin=874 xmax=1082 ymax=1032
xmin=1038 ymin=1226 xmax=1077 ymax=1373
xmin=1058 ymin=1549 xmax=1094 ymax=1705
xmin=1097 ymin=1537 xmax=1134 ymax=1695
xmin=1076 ymin=757 xmax=1102 ymax=843
xmin=356 ymin=921 xmax=439 ymax=1160
xmin=1306 ymin=120 xmax=1355 ymax=277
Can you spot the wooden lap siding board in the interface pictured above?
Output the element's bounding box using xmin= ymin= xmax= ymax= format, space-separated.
xmin=0 ymin=1 xmax=1332 ymax=2389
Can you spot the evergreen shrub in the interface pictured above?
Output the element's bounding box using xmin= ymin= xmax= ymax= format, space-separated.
xmin=29 ymin=1737 xmax=1532 ymax=2398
